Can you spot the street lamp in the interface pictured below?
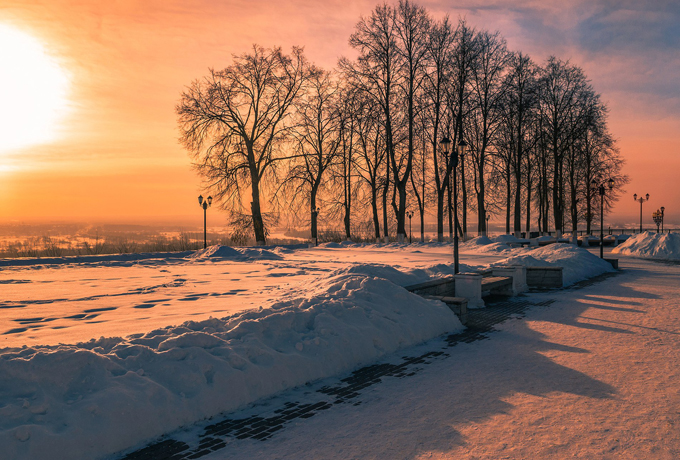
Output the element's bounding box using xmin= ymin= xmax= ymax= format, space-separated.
xmin=653 ymin=209 xmax=663 ymax=233
xmin=441 ymin=136 xmax=466 ymax=273
xmin=311 ymin=207 xmax=320 ymax=246
xmin=633 ymin=193 xmax=650 ymax=233
xmin=660 ymin=206 xmax=665 ymax=232
xmin=198 ymin=195 xmax=212 ymax=249
xmin=406 ymin=211 xmax=414 ymax=244
xmin=592 ymin=178 xmax=614 ymax=258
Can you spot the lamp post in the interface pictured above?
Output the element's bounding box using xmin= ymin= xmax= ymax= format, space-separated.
xmin=660 ymin=206 xmax=665 ymax=232
xmin=198 ymin=195 xmax=212 ymax=249
xmin=633 ymin=193 xmax=650 ymax=233
xmin=311 ymin=207 xmax=320 ymax=246
xmin=592 ymin=178 xmax=614 ymax=258
xmin=406 ymin=211 xmax=413 ymax=244
xmin=441 ymin=136 xmax=466 ymax=273
xmin=653 ymin=209 xmax=663 ymax=233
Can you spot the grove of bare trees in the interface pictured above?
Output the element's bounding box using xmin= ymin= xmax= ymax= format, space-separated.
xmin=177 ymin=1 xmax=627 ymax=246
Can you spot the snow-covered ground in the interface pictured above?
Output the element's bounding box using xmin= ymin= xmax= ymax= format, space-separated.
xmin=0 ymin=241 xmax=620 ymax=459
xmin=201 ymin=254 xmax=680 ymax=460
xmin=612 ymin=231 xmax=680 ymax=260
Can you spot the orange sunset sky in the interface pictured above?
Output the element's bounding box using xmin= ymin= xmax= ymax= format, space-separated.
xmin=0 ymin=0 xmax=678 ymax=227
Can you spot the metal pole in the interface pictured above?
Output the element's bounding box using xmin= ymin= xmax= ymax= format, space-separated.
xmin=600 ymin=190 xmax=604 ymax=259
xmin=453 ymin=164 xmax=459 ymax=274
xmin=203 ymin=203 xmax=207 ymax=249
xmin=639 ymin=200 xmax=643 ymax=233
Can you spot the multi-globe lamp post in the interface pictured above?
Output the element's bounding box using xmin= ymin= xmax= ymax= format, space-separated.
xmin=198 ymin=195 xmax=212 ymax=249
xmin=633 ymin=193 xmax=650 ymax=233
xmin=592 ymin=178 xmax=614 ymax=259
xmin=440 ymin=136 xmax=467 ymax=273
xmin=660 ymin=206 xmax=665 ymax=232
xmin=653 ymin=209 xmax=663 ymax=233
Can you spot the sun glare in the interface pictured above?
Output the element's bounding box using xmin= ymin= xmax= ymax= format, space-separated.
xmin=0 ymin=24 xmax=70 ymax=153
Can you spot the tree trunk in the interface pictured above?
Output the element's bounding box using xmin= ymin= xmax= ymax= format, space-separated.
xmin=251 ymin=176 xmax=266 ymax=245
xmin=505 ymin=162 xmax=511 ymax=234
xmin=371 ymin=186 xmax=381 ymax=240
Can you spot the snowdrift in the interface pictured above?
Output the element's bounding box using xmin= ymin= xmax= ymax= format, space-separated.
xmin=612 ymin=232 xmax=680 ymax=260
xmin=0 ymin=269 xmax=462 ymax=460
xmin=190 ymin=245 xmax=283 ymax=261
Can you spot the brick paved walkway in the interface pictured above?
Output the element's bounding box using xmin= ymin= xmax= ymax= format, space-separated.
xmin=118 ymin=272 xmax=617 ymax=460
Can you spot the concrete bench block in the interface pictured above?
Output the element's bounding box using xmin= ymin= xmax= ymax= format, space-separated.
xmin=481 ymin=276 xmax=513 ymax=296
xmin=455 ymin=273 xmax=484 ymax=309
xmin=491 ymin=265 xmax=528 ymax=295
xmin=525 ymin=267 xmax=563 ymax=288
xmin=604 ymin=258 xmax=619 ymax=269
xmin=404 ymin=276 xmax=456 ymax=296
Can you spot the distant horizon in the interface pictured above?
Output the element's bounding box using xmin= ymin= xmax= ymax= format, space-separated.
xmin=1 ymin=214 xmax=675 ymax=233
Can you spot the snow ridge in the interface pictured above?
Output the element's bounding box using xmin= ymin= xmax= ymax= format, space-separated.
xmin=612 ymin=231 xmax=680 ymax=260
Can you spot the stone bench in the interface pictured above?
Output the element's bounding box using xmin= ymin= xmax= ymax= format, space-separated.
xmin=421 ymin=295 xmax=468 ymax=325
xmin=525 ymin=267 xmax=563 ymax=288
xmin=403 ymin=276 xmax=456 ymax=297
xmin=406 ymin=265 xmax=529 ymax=313
xmin=481 ymin=276 xmax=514 ymax=296
xmin=456 ymin=266 xmax=529 ymax=309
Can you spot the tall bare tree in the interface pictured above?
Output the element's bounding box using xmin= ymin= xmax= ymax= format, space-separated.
xmin=538 ymin=56 xmax=586 ymax=238
xmin=177 ymin=45 xmax=308 ymax=245
xmin=283 ymin=68 xmax=341 ymax=240
xmin=468 ymin=30 xmax=509 ymax=236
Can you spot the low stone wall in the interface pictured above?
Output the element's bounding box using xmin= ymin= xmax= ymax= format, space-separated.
xmin=404 ymin=277 xmax=456 ymax=296
xmin=526 ymin=267 xmax=563 ymax=288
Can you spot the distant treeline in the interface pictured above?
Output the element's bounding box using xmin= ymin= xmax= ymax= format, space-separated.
xmin=177 ymin=0 xmax=627 ymax=245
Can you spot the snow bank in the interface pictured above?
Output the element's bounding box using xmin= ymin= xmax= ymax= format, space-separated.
xmin=191 ymin=245 xmax=241 ymax=258
xmin=491 ymin=243 xmax=615 ymax=286
xmin=492 ymin=234 xmax=521 ymax=244
xmin=190 ymin=245 xmax=283 ymax=261
xmin=612 ymin=232 xmax=680 ymax=260
xmin=460 ymin=236 xmax=513 ymax=254
xmin=335 ymin=262 xmax=473 ymax=286
xmin=0 ymin=269 xmax=462 ymax=460
xmin=464 ymin=235 xmax=493 ymax=245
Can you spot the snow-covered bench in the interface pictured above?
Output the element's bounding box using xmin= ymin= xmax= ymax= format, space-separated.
xmin=407 ymin=266 xmax=529 ymax=313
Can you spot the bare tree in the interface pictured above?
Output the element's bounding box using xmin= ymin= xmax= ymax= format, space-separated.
xmin=538 ymin=56 xmax=586 ymax=238
xmin=392 ymin=0 xmax=431 ymax=242
xmin=283 ymin=67 xmax=341 ymax=241
xmin=467 ymin=30 xmax=509 ymax=236
xmin=422 ymin=15 xmax=456 ymax=241
xmin=353 ymin=88 xmax=386 ymax=241
xmin=177 ymin=45 xmax=309 ymax=245
xmin=497 ymin=51 xmax=538 ymax=235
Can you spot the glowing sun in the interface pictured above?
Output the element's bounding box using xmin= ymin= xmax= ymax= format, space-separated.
xmin=0 ymin=24 xmax=70 ymax=153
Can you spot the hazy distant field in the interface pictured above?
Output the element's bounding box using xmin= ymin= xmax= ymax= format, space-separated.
xmin=0 ymin=222 xmax=308 ymax=258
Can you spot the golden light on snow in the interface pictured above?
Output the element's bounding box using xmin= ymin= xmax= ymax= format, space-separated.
xmin=0 ymin=24 xmax=70 ymax=153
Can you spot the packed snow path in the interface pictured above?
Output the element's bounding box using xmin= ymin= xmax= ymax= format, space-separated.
xmin=117 ymin=255 xmax=680 ymax=460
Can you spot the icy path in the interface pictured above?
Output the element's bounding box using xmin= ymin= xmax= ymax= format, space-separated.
xmin=131 ymin=255 xmax=680 ymax=460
